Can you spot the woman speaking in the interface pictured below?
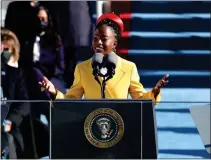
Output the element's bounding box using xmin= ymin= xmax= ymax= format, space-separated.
xmin=39 ymin=13 xmax=169 ymax=104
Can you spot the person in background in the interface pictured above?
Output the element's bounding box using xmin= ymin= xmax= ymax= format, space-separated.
xmin=39 ymin=13 xmax=169 ymax=104
xmin=37 ymin=1 xmax=94 ymax=87
xmin=5 ymin=1 xmax=94 ymax=89
xmin=4 ymin=4 xmax=58 ymax=158
xmin=18 ymin=7 xmax=64 ymax=157
xmin=19 ymin=6 xmax=65 ymax=122
xmin=1 ymin=27 xmax=50 ymax=159
xmin=20 ymin=5 xmax=65 ymax=92
xmin=1 ymin=27 xmax=29 ymax=158
xmin=4 ymin=1 xmax=39 ymax=48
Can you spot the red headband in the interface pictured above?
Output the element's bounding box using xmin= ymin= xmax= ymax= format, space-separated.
xmin=97 ymin=13 xmax=124 ymax=34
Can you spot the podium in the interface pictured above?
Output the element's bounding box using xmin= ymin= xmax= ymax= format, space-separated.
xmin=51 ymin=99 xmax=158 ymax=159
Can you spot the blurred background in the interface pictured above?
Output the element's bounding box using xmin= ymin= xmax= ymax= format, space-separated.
xmin=1 ymin=1 xmax=210 ymax=159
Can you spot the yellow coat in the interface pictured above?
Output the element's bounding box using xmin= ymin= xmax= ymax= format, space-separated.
xmin=56 ymin=56 xmax=161 ymax=103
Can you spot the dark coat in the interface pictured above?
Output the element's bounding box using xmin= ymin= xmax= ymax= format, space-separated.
xmin=38 ymin=1 xmax=93 ymax=47
xmin=1 ymin=61 xmax=29 ymax=156
xmin=5 ymin=1 xmax=37 ymax=46
xmin=1 ymin=62 xmax=49 ymax=159
xmin=20 ymin=31 xmax=66 ymax=98
xmin=20 ymin=32 xmax=65 ymax=79
xmin=38 ymin=1 xmax=94 ymax=86
xmin=1 ymin=62 xmax=29 ymax=128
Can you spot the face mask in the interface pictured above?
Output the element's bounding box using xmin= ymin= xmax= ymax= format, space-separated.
xmin=40 ymin=20 xmax=48 ymax=30
xmin=1 ymin=50 xmax=12 ymax=63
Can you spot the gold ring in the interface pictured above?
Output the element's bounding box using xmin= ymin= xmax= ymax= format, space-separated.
xmin=41 ymin=87 xmax=45 ymax=92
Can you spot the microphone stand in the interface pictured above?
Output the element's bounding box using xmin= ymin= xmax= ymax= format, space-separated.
xmin=93 ymin=73 xmax=105 ymax=99
xmin=94 ymin=75 xmax=113 ymax=99
xmin=93 ymin=67 xmax=114 ymax=99
xmin=93 ymin=67 xmax=101 ymax=86
xmin=101 ymin=75 xmax=113 ymax=99
xmin=101 ymin=77 xmax=106 ymax=99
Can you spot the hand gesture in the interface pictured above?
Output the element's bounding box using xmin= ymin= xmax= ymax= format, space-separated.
xmin=39 ymin=76 xmax=57 ymax=95
xmin=155 ymin=74 xmax=169 ymax=89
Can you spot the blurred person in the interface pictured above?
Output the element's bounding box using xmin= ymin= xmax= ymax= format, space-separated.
xmin=17 ymin=8 xmax=64 ymax=158
xmin=19 ymin=6 xmax=65 ymax=120
xmin=64 ymin=1 xmax=93 ymax=88
xmin=1 ymin=27 xmax=29 ymax=158
xmin=5 ymin=1 xmax=93 ymax=88
xmin=37 ymin=1 xmax=94 ymax=87
xmin=5 ymin=5 xmax=61 ymax=158
xmin=1 ymin=27 xmax=50 ymax=159
xmin=39 ymin=13 xmax=169 ymax=103
xmin=20 ymin=6 xmax=65 ymax=88
xmin=4 ymin=1 xmax=40 ymax=47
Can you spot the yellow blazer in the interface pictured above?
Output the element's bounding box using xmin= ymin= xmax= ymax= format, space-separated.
xmin=56 ymin=55 xmax=161 ymax=103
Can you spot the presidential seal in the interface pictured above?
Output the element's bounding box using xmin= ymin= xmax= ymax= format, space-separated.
xmin=84 ymin=108 xmax=124 ymax=148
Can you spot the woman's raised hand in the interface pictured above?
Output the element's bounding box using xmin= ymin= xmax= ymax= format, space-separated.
xmin=39 ymin=76 xmax=57 ymax=95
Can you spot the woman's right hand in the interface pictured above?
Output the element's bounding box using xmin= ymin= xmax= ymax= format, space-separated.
xmin=39 ymin=76 xmax=57 ymax=95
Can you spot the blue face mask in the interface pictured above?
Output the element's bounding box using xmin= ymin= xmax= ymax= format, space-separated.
xmin=1 ymin=50 xmax=11 ymax=63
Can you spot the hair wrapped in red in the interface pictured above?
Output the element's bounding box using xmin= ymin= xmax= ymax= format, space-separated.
xmin=96 ymin=13 xmax=124 ymax=40
xmin=97 ymin=13 xmax=124 ymax=33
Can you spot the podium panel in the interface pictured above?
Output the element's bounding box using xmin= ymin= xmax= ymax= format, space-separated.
xmin=51 ymin=100 xmax=157 ymax=159
xmin=190 ymin=105 xmax=211 ymax=155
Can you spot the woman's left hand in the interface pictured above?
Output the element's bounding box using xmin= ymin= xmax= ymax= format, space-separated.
xmin=152 ymin=74 xmax=169 ymax=97
xmin=155 ymin=74 xmax=169 ymax=89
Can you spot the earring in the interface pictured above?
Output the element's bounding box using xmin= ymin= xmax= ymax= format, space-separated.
xmin=112 ymin=48 xmax=116 ymax=53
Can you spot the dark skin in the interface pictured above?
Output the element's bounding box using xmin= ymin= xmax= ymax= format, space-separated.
xmin=92 ymin=24 xmax=169 ymax=95
xmin=39 ymin=24 xmax=169 ymax=96
xmin=92 ymin=24 xmax=117 ymax=55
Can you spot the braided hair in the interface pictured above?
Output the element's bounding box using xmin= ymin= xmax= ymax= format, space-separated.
xmin=96 ymin=19 xmax=121 ymax=41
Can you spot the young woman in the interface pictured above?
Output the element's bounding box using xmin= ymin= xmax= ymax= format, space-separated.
xmin=39 ymin=13 xmax=169 ymax=104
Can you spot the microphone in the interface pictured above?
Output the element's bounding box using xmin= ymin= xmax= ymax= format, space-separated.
xmin=91 ymin=52 xmax=117 ymax=99
xmin=100 ymin=52 xmax=117 ymax=99
xmin=91 ymin=53 xmax=104 ymax=77
xmin=91 ymin=53 xmax=105 ymax=98
xmin=104 ymin=52 xmax=118 ymax=77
